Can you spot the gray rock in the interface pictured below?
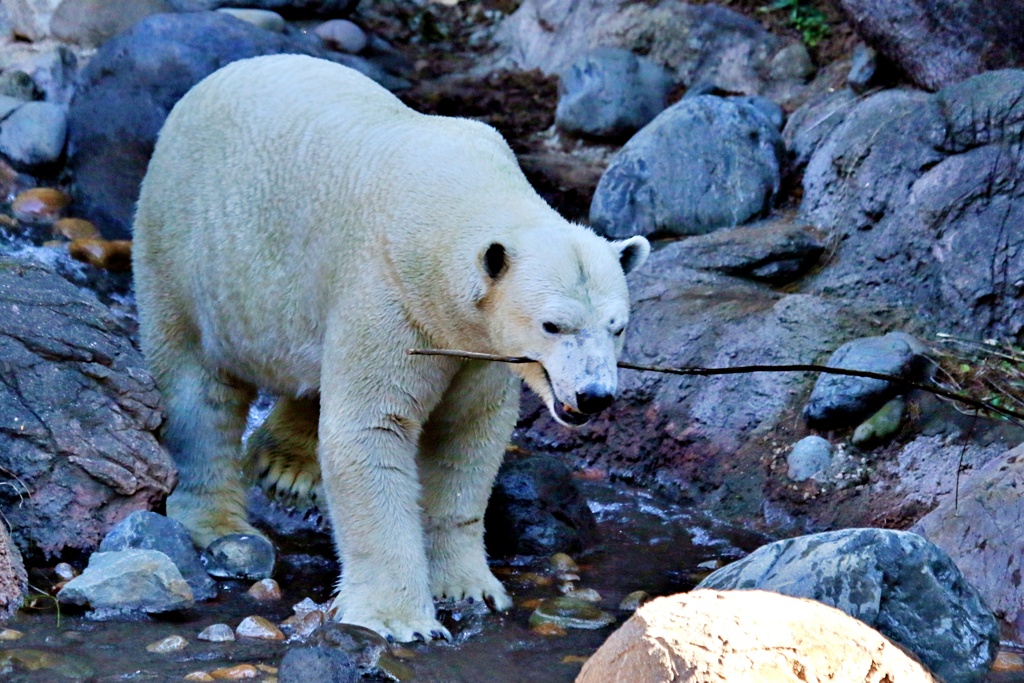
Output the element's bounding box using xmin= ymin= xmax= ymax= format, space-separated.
xmin=492 ymin=0 xmax=812 ymax=106
xmin=697 ymin=528 xmax=999 ymax=683
xmin=167 ymin=0 xmax=357 ymax=16
xmin=314 ymin=19 xmax=367 ymax=54
xmin=0 ymin=70 xmax=39 ymax=101
xmin=0 ymin=96 xmax=23 ymax=121
xmin=847 ymin=44 xmax=878 ymax=94
xmin=100 ymin=511 xmax=216 ymax=601
xmin=836 ymin=0 xmax=1024 ymax=91
xmin=667 ymin=217 xmax=825 ymax=284
xmin=731 ymin=95 xmax=784 ymax=130
xmin=803 ymin=331 xmax=927 ymax=429
xmin=50 ymin=0 xmax=176 ymax=47
xmin=484 ymin=454 xmax=597 ymax=558
xmin=0 ymin=101 xmax=67 ymax=170
xmin=590 ymin=95 xmax=785 ymax=239
xmin=913 ymin=443 xmax=1024 ymax=643
xmin=5 ymin=0 xmax=61 ymax=41
xmin=0 ymin=260 xmax=173 ymax=563
xmin=216 ymin=8 xmax=286 ymax=32
xmin=202 ymin=533 xmax=275 ymax=579
xmin=555 ymin=48 xmax=672 ymax=141
xmin=57 ymin=549 xmax=194 ymax=614
xmin=16 ymin=46 xmax=78 ymax=105
xmin=279 ymin=647 xmax=359 ymax=683
xmin=781 ymin=85 xmax=858 ymax=170
xmin=802 ymin=70 xmax=1024 ymax=341
xmin=66 ymin=12 xmax=395 ymax=239
xmin=787 ymin=436 xmax=832 ymax=481
xmin=851 ymin=396 xmax=905 ymax=447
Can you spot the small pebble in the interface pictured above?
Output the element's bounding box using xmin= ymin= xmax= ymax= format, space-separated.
xmin=291 ymin=597 xmax=323 ymax=617
xmin=563 ymin=587 xmax=602 ymax=602
xmin=562 ymin=655 xmax=589 ymax=664
xmin=618 ymin=590 xmax=651 ymax=611
xmin=0 ymin=628 xmax=24 ymax=641
xmin=11 ymin=187 xmax=70 ymax=222
xmin=184 ymin=673 xmax=215 ymax=682
xmin=146 ymin=634 xmax=188 ymax=653
xmin=68 ymin=238 xmax=132 ymax=271
xmin=280 ymin=609 xmax=324 ymax=638
xmin=197 ymin=623 xmax=235 ymax=643
xmin=529 ymin=596 xmax=616 ymax=630
xmin=203 ymin=533 xmax=275 ymax=580
xmin=696 ymin=560 xmax=719 ymax=570
xmin=517 ymin=571 xmax=553 ymax=587
xmin=53 ymin=217 xmax=100 ymax=240
xmin=556 ymin=572 xmax=580 ymax=582
xmin=236 ymin=615 xmax=285 ymax=640
xmin=54 ymin=562 xmax=78 ymax=581
xmin=993 ymin=651 xmax=1024 ymax=672
xmin=210 ymin=664 xmax=260 ymax=680
xmin=247 ymin=578 xmax=282 ymax=601
xmin=256 ymin=664 xmax=278 ymax=674
xmin=0 ymin=215 xmax=17 ymax=229
xmin=531 ymin=622 xmax=567 ymax=636
xmin=314 ymin=19 xmax=368 ymax=54
xmin=550 ymin=552 xmax=579 ymax=573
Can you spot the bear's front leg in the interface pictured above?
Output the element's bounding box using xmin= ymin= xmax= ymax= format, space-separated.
xmin=319 ymin=318 xmax=457 ymax=643
xmin=419 ymin=361 xmax=518 ymax=611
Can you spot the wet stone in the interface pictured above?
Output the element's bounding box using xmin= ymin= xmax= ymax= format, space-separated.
xmin=563 ymin=587 xmax=602 ymax=602
xmin=291 ymin=597 xmax=324 ymax=617
xmin=56 ymin=549 xmax=194 ymax=615
xmin=279 ymin=646 xmax=359 ymax=683
xmin=53 ymin=217 xmax=101 ymax=241
xmin=281 ymin=610 xmax=324 ymax=638
xmin=0 ymin=628 xmax=24 ymax=640
xmin=550 ymin=553 xmax=579 ymax=573
xmin=315 ymin=19 xmax=368 ymax=54
xmin=247 ymin=577 xmax=282 ymax=601
xmin=68 ymin=238 xmax=132 ymax=272
xmin=619 ymin=590 xmax=651 ymax=612
xmin=787 ymin=435 xmax=833 ymax=481
xmin=531 ymin=622 xmax=568 ymax=636
xmin=185 ymin=673 xmax=215 ymax=682
xmin=146 ymin=634 xmax=188 ymax=653
xmin=529 ymin=596 xmax=616 ymax=630
xmin=11 ymin=187 xmax=70 ymax=222
xmin=236 ymin=615 xmax=285 ymax=640
xmin=852 ymin=396 xmax=905 ymax=447
xmin=198 ymin=623 xmax=235 ymax=643
xmin=203 ymin=534 xmax=276 ymax=580
xmin=309 ymin=622 xmax=390 ymax=674
xmin=210 ymin=663 xmax=260 ymax=679
xmin=53 ymin=562 xmax=77 ymax=581
xmin=993 ymin=651 xmax=1024 ymax=672
xmin=215 ymin=8 xmax=286 ymax=33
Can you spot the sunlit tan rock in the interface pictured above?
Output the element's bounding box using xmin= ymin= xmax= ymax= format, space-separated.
xmin=11 ymin=187 xmax=70 ymax=222
xmin=53 ymin=217 xmax=101 ymax=240
xmin=235 ymin=615 xmax=284 ymax=640
xmin=246 ymin=578 xmax=282 ymax=601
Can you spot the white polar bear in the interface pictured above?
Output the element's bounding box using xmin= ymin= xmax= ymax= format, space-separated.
xmin=132 ymin=54 xmax=649 ymax=642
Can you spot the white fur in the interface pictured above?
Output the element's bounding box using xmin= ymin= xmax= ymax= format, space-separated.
xmin=132 ymin=54 xmax=648 ymax=642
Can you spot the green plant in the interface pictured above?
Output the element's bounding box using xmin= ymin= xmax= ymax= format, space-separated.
xmin=934 ymin=335 xmax=1024 ymax=423
xmin=759 ymin=0 xmax=831 ymax=48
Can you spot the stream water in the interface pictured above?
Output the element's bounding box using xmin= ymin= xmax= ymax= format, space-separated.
xmin=1 ymin=477 xmax=770 ymax=683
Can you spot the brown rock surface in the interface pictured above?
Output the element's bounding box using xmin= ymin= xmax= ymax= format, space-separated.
xmin=0 ymin=521 xmax=27 ymax=622
xmin=576 ymin=590 xmax=938 ymax=683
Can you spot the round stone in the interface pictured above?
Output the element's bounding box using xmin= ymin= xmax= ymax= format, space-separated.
xmin=550 ymin=552 xmax=579 ymax=573
xmin=11 ymin=187 xmax=70 ymax=222
xmin=247 ymin=578 xmax=282 ymax=601
xmin=202 ymin=534 xmax=275 ymax=580
xmin=787 ymin=436 xmax=834 ymax=481
xmin=618 ymin=590 xmax=651 ymax=612
xmin=529 ymin=596 xmax=616 ymax=630
xmin=314 ymin=19 xmax=368 ymax=54
xmin=198 ymin=623 xmax=235 ymax=643
xmin=53 ymin=217 xmax=101 ymax=240
xmin=146 ymin=634 xmax=187 ymax=653
xmin=235 ymin=615 xmax=284 ymax=640
xmin=68 ymin=238 xmax=132 ymax=272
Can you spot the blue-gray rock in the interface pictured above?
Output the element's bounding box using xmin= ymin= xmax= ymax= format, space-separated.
xmin=786 ymin=436 xmax=832 ymax=481
xmin=202 ymin=533 xmax=275 ymax=579
xmin=0 ymin=70 xmax=39 ymax=101
xmin=802 ymin=70 xmax=1024 ymax=341
xmin=50 ymin=0 xmax=176 ymax=47
xmin=803 ymin=331 xmax=927 ymax=429
xmin=168 ymin=0 xmax=357 ymax=17
xmin=697 ymin=528 xmax=999 ymax=683
xmin=216 ymin=8 xmax=286 ymax=32
xmin=484 ymin=455 xmax=597 ymax=558
xmin=732 ymin=95 xmax=785 ymax=130
xmin=0 ymin=101 xmax=67 ymax=170
xmin=848 ymin=44 xmax=878 ymax=94
xmin=590 ymin=95 xmax=785 ymax=239
xmin=18 ymin=46 xmax=78 ymax=105
xmin=100 ymin=511 xmax=216 ymax=601
xmin=555 ymin=48 xmax=671 ymax=142
xmin=782 ymin=85 xmax=858 ymax=169
xmin=0 ymin=96 xmax=23 ymax=121
xmin=57 ymin=549 xmax=194 ymax=615
xmin=668 ymin=216 xmax=825 ymax=284
xmin=279 ymin=647 xmax=359 ymax=683
xmin=66 ymin=11 xmax=391 ymax=239
xmin=314 ymin=19 xmax=368 ymax=54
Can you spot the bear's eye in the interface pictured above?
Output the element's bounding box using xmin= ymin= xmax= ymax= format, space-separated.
xmin=542 ymin=322 xmax=561 ymax=335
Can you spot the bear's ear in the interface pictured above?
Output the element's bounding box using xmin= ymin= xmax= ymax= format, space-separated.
xmin=612 ymin=236 xmax=650 ymax=275
xmin=482 ymin=242 xmax=508 ymax=280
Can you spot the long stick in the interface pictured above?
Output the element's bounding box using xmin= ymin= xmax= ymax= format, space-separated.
xmin=407 ymin=348 xmax=1024 ymax=424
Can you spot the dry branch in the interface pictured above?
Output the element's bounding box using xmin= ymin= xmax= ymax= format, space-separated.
xmin=407 ymin=348 xmax=1024 ymax=424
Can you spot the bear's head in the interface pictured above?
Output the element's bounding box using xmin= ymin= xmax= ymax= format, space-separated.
xmin=478 ymin=226 xmax=650 ymax=426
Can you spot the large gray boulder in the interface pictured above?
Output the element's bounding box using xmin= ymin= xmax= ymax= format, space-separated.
xmin=801 ymin=70 xmax=1024 ymax=341
xmin=913 ymin=443 xmax=1024 ymax=642
xmin=555 ymin=48 xmax=671 ymax=142
xmin=57 ymin=549 xmax=194 ymax=615
xmin=492 ymin=0 xmax=813 ymax=105
xmin=66 ymin=12 xmax=390 ymax=239
xmin=698 ymin=529 xmax=999 ymax=683
xmin=836 ymin=0 xmax=1024 ymax=91
xmin=590 ymin=95 xmax=785 ymax=239
xmin=0 ymin=260 xmax=174 ymax=562
xmin=50 ymin=0 xmax=177 ymax=47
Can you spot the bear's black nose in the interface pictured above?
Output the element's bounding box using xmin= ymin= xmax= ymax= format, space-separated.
xmin=576 ymin=388 xmax=614 ymax=415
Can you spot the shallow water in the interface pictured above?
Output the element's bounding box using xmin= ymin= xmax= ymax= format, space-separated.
xmin=2 ymin=479 xmax=769 ymax=682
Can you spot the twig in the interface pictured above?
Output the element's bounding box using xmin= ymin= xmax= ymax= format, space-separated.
xmin=406 ymin=348 xmax=1024 ymax=424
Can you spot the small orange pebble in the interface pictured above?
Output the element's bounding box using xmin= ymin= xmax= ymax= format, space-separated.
xmin=247 ymin=578 xmax=282 ymax=601
xmin=530 ymin=622 xmax=567 ymax=636
xmin=184 ymin=673 xmax=215 ymax=682
xmin=209 ymin=664 xmax=260 ymax=679
xmin=53 ymin=217 xmax=101 ymax=240
xmin=993 ymin=651 xmax=1024 ymax=672
xmin=68 ymin=238 xmax=132 ymax=272
xmin=572 ymin=468 xmax=607 ymax=482
xmin=235 ymin=615 xmax=285 ymax=640
xmin=561 ymin=655 xmax=589 ymax=665
xmin=518 ymin=598 xmax=543 ymax=610
xmin=255 ymin=664 xmax=278 ymax=674
xmin=11 ymin=188 xmax=70 ymax=222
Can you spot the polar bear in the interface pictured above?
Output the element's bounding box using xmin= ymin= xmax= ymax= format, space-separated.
xmin=132 ymin=54 xmax=649 ymax=642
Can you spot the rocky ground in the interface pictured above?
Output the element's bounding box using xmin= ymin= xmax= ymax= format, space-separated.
xmin=1 ymin=0 xmax=1024 ymax=681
